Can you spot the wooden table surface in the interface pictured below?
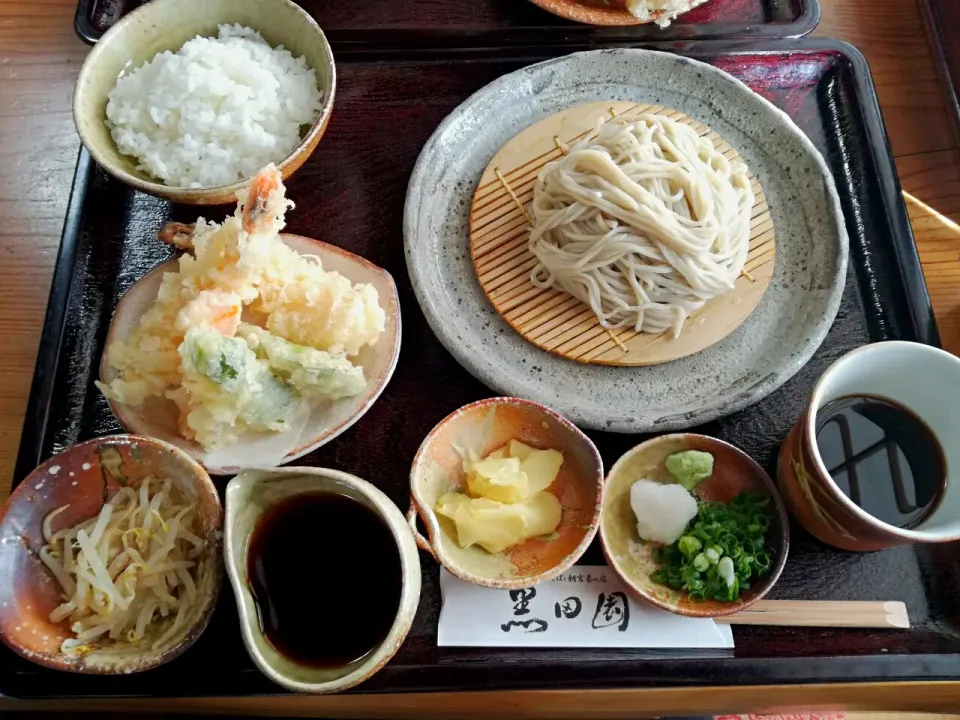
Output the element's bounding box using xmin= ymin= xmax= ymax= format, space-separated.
xmin=1 ymin=0 xmax=959 ymax=715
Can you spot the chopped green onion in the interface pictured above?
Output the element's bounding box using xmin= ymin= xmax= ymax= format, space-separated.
xmin=650 ymin=491 xmax=774 ymax=603
xmin=678 ymin=535 xmax=702 ymax=556
xmin=717 ymin=556 xmax=735 ymax=587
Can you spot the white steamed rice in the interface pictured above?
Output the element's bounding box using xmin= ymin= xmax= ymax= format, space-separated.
xmin=105 ymin=24 xmax=322 ymax=189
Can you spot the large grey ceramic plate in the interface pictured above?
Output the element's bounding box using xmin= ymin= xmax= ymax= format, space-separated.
xmin=403 ymin=48 xmax=848 ymax=433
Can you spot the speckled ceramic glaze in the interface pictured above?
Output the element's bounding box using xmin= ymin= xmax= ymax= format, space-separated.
xmin=0 ymin=436 xmax=222 ymax=673
xmin=600 ymin=434 xmax=788 ymax=618
xmin=404 ymin=49 xmax=848 ymax=432
xmin=408 ymin=397 xmax=604 ymax=589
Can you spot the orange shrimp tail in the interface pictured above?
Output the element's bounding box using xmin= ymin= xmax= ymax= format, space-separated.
xmin=241 ymin=164 xmax=284 ymax=234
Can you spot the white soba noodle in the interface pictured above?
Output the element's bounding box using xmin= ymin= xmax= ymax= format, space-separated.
xmin=528 ymin=114 xmax=755 ymax=338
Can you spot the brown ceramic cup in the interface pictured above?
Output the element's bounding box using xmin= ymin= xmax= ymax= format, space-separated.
xmin=778 ymin=341 xmax=960 ymax=551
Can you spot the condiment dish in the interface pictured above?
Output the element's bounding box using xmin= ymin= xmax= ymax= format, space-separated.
xmin=73 ymin=0 xmax=335 ymax=204
xmin=224 ymin=467 xmax=421 ymax=694
xmin=0 ymin=435 xmax=222 ymax=673
xmin=600 ymin=433 xmax=789 ymax=618
xmin=409 ymin=397 xmax=604 ymax=590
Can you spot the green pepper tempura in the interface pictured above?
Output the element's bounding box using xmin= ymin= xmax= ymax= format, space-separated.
xmin=650 ymin=492 xmax=773 ymax=602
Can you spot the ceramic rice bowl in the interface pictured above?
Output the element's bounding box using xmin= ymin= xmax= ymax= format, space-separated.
xmin=73 ymin=0 xmax=336 ymax=204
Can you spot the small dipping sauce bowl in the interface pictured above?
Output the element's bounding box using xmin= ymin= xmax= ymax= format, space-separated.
xmin=408 ymin=397 xmax=604 ymax=590
xmin=224 ymin=467 xmax=421 ymax=694
xmin=600 ymin=434 xmax=789 ymax=618
xmin=0 ymin=435 xmax=222 ymax=673
xmin=778 ymin=341 xmax=960 ymax=551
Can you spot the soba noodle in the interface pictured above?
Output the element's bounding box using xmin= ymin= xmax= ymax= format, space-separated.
xmin=528 ymin=113 xmax=755 ymax=338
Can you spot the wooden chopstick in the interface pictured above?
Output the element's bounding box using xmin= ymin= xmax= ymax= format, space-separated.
xmin=717 ymin=600 xmax=909 ymax=629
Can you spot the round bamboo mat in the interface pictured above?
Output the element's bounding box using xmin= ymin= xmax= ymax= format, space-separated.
xmin=469 ymin=101 xmax=775 ymax=367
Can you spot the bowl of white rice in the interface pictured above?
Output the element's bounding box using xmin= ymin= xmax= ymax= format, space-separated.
xmin=73 ymin=0 xmax=334 ymax=204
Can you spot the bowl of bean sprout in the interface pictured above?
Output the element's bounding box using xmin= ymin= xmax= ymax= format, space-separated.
xmin=0 ymin=435 xmax=222 ymax=673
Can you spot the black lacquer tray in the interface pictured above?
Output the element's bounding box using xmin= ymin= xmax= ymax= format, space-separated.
xmin=74 ymin=0 xmax=820 ymax=46
xmin=6 ymin=39 xmax=958 ymax=699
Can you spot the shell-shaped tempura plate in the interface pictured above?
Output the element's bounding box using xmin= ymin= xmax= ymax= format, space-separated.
xmin=100 ymin=234 xmax=401 ymax=475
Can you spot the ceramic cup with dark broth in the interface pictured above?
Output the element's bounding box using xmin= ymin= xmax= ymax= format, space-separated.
xmin=778 ymin=341 xmax=960 ymax=551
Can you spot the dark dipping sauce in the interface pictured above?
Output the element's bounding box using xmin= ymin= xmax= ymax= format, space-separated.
xmin=815 ymin=394 xmax=946 ymax=529
xmin=247 ymin=492 xmax=403 ymax=668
